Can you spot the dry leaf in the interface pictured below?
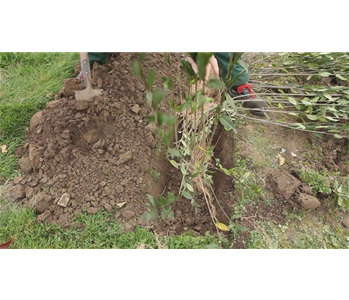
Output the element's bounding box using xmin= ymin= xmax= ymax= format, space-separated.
xmin=278 ymin=153 xmax=285 ymax=166
xmin=0 ymin=239 xmax=14 ymax=249
xmin=116 ymin=202 xmax=127 ymax=208
xmin=0 ymin=145 xmax=7 ymax=153
xmin=215 ymin=222 xmax=230 ymax=232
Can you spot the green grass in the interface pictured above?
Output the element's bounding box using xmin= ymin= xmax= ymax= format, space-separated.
xmin=0 ymin=52 xmax=78 ymax=181
xmin=0 ymin=201 xmax=152 ymax=249
xmin=247 ymin=217 xmax=349 ymax=249
xmin=0 ymin=199 xmax=220 ymax=249
xmin=167 ymin=232 xmax=222 ymax=249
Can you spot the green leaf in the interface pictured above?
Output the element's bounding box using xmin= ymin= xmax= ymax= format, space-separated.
xmin=168 ymin=98 xmax=174 ymax=109
xmin=225 ymin=93 xmax=236 ymax=109
xmin=306 ymin=114 xmax=318 ymax=121
xmin=325 ymin=116 xmax=338 ymax=122
xmin=288 ymin=97 xmax=298 ymax=106
xmin=169 ymin=160 xmax=179 ymax=169
xmin=319 ymin=72 xmax=332 ymax=77
xmin=146 ymin=115 xmax=156 ymax=124
xmin=182 ymin=190 xmax=194 ymax=201
xmin=335 ymin=74 xmax=347 ymax=81
xmin=196 ymin=52 xmax=213 ymax=81
xmin=206 ymin=78 xmax=225 ymax=89
xmin=132 ymin=60 xmax=143 ymax=79
xmin=162 ymin=127 xmax=173 ymax=147
xmin=150 ymin=208 xmax=159 ymax=220
xmin=146 ymin=69 xmax=156 ymax=89
xmin=139 ymin=53 xmax=147 ymax=61
xmin=231 ymin=213 xmax=242 ymax=220
xmin=293 ymin=123 xmax=306 ymax=130
xmin=161 ymin=209 xmax=168 ymax=220
xmin=167 ymin=192 xmax=177 ymax=204
xmin=180 ymin=164 xmax=187 ymax=175
xmin=198 ymin=93 xmax=207 ymax=109
xmin=168 ymin=148 xmax=180 ymax=158
xmin=146 ymin=90 xmax=153 ymax=106
xmin=301 ymin=99 xmax=312 ymax=106
xmin=324 ymin=93 xmax=333 ymax=101
xmin=181 ymin=59 xmax=196 ymax=78
xmin=162 ymin=114 xmax=176 ymax=125
xmin=159 ymin=195 xmax=167 ymax=205
xmin=153 ymin=89 xmax=168 ymax=108
xmin=242 ymin=172 xmax=251 ymax=181
xmin=147 ymin=194 xmax=157 ymax=207
xmin=167 ymin=210 xmax=175 ymax=219
xmin=219 ymin=114 xmax=236 ymax=132
xmin=161 ymin=77 xmax=173 ymax=89
xmin=139 ymin=211 xmax=153 ymax=221
xmin=186 ymin=183 xmax=194 ymax=192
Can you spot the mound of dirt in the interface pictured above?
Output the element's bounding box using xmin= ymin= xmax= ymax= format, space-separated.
xmin=5 ymin=53 xmax=215 ymax=235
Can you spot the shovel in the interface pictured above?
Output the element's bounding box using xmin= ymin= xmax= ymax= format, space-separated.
xmin=75 ymin=52 xmax=102 ymax=101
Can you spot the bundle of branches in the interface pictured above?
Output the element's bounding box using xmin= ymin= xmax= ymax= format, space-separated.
xmin=240 ymin=52 xmax=349 ymax=139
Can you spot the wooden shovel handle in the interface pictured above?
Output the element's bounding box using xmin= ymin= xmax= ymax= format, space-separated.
xmin=79 ymin=52 xmax=92 ymax=89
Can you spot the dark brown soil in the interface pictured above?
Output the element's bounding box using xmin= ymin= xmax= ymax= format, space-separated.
xmin=4 ymin=52 xmax=348 ymax=247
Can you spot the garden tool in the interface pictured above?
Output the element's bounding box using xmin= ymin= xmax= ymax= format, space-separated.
xmin=75 ymin=52 xmax=102 ymax=101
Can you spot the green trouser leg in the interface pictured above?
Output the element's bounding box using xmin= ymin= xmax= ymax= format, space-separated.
xmin=88 ymin=52 xmax=111 ymax=66
xmin=214 ymin=52 xmax=249 ymax=87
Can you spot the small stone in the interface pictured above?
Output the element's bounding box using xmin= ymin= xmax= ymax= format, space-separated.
xmin=267 ymin=170 xmax=301 ymax=200
xmin=103 ymin=203 xmax=112 ymax=213
xmin=30 ymin=111 xmax=43 ymax=132
xmin=131 ymin=104 xmax=141 ymax=114
xmin=75 ymin=99 xmax=90 ymax=111
xmin=25 ymin=186 xmax=34 ymax=199
xmin=57 ymin=193 xmax=70 ymax=207
xmin=29 ymin=144 xmax=43 ymax=170
xmin=6 ymin=184 xmax=26 ymax=201
xmin=121 ymin=179 xmax=129 ymax=186
xmin=175 ymin=210 xmax=182 ymax=218
xmin=145 ymin=123 xmax=157 ymax=136
xmin=46 ymin=100 xmax=60 ymax=109
xmin=194 ymin=226 xmax=202 ymax=231
xmin=63 ymin=78 xmax=78 ymax=97
xmin=27 ymin=192 xmax=52 ymax=213
xmin=19 ymin=157 xmax=33 ymax=174
xmin=13 ymin=176 xmax=23 ymax=184
xmin=121 ymin=210 xmax=135 ymax=220
xmin=87 ymin=207 xmax=99 ymax=214
xmin=37 ymin=210 xmax=51 ymax=222
xmin=41 ymin=176 xmax=48 ymax=184
xmin=82 ymin=129 xmax=99 ymax=144
xmin=115 ymin=185 xmax=124 ymax=194
xmin=185 ymin=217 xmax=195 ymax=226
xmin=118 ymin=151 xmax=133 ymax=165
xmin=297 ymin=193 xmax=321 ymax=209
xmin=29 ymin=179 xmax=38 ymax=187
xmin=101 ymin=181 xmax=107 ymax=187
xmin=302 ymin=185 xmax=314 ymax=195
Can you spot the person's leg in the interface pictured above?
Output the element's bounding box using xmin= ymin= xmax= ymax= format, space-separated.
xmin=215 ymin=52 xmax=249 ymax=85
xmin=215 ymin=52 xmax=267 ymax=116
xmin=88 ymin=52 xmax=111 ymax=67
